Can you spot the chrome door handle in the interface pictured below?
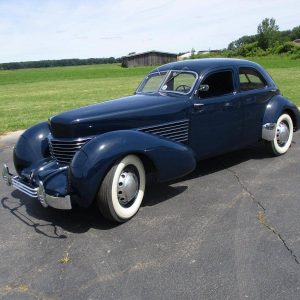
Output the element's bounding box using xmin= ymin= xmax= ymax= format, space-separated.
xmin=193 ymin=103 xmax=204 ymax=111
xmin=223 ymin=102 xmax=234 ymax=110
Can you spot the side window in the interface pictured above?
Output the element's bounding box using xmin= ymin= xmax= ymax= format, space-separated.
xmin=239 ymin=68 xmax=266 ymax=91
xmin=173 ymin=73 xmax=196 ymax=92
xmin=161 ymin=71 xmax=197 ymax=94
xmin=199 ymin=71 xmax=234 ymax=98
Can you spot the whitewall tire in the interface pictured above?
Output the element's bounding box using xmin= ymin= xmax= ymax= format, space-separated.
xmin=97 ymin=155 xmax=146 ymax=222
xmin=267 ymin=113 xmax=293 ymax=156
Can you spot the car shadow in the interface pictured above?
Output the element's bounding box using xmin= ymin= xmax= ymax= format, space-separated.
xmin=1 ymin=141 xmax=275 ymax=237
xmin=172 ymin=141 xmax=274 ymax=183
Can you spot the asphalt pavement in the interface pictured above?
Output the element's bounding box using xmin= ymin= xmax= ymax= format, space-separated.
xmin=1 ymin=132 xmax=300 ymax=300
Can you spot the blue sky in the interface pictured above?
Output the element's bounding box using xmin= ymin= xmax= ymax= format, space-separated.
xmin=0 ymin=0 xmax=299 ymax=63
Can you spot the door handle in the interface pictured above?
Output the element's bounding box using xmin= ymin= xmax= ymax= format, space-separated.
xmin=193 ymin=103 xmax=204 ymax=111
xmin=223 ymin=102 xmax=234 ymax=110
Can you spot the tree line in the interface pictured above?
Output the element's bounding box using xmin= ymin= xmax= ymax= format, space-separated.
xmin=192 ymin=18 xmax=300 ymax=60
xmin=228 ymin=19 xmax=300 ymax=51
xmin=0 ymin=57 xmax=122 ymax=70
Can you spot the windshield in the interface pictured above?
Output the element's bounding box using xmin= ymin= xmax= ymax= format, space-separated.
xmin=137 ymin=70 xmax=197 ymax=95
xmin=137 ymin=71 xmax=167 ymax=94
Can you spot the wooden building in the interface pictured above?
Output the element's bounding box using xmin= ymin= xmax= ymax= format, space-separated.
xmin=123 ymin=50 xmax=177 ymax=67
xmin=294 ymin=39 xmax=300 ymax=46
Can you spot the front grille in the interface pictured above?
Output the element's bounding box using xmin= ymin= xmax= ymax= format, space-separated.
xmin=139 ymin=119 xmax=189 ymax=143
xmin=49 ymin=136 xmax=91 ymax=165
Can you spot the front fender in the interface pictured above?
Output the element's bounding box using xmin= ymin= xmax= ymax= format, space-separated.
xmin=13 ymin=122 xmax=50 ymax=176
xmin=69 ymin=130 xmax=196 ymax=207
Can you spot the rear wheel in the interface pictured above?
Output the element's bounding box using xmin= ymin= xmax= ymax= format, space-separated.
xmin=97 ymin=154 xmax=145 ymax=223
xmin=266 ymin=113 xmax=293 ymax=156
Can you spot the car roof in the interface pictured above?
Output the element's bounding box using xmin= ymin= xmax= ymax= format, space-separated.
xmin=152 ymin=58 xmax=263 ymax=74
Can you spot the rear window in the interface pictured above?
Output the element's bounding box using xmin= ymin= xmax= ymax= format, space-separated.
xmin=239 ymin=68 xmax=266 ymax=91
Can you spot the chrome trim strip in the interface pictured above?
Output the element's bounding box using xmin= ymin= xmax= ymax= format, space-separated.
xmin=262 ymin=123 xmax=276 ymax=141
xmin=49 ymin=136 xmax=92 ymax=142
xmin=145 ymin=125 xmax=189 ymax=135
xmin=139 ymin=119 xmax=189 ymax=131
xmin=50 ymin=141 xmax=88 ymax=146
xmin=156 ymin=130 xmax=188 ymax=137
xmin=50 ymin=145 xmax=82 ymax=151
xmin=172 ymin=136 xmax=188 ymax=141
xmin=50 ymin=153 xmax=75 ymax=157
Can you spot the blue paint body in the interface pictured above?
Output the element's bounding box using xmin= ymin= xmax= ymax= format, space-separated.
xmin=12 ymin=58 xmax=300 ymax=207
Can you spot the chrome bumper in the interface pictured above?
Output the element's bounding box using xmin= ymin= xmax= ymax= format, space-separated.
xmin=262 ymin=123 xmax=276 ymax=141
xmin=2 ymin=164 xmax=72 ymax=210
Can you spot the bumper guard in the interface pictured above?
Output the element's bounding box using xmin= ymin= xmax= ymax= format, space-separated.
xmin=2 ymin=164 xmax=72 ymax=210
xmin=262 ymin=123 xmax=276 ymax=141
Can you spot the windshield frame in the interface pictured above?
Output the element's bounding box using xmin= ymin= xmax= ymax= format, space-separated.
xmin=135 ymin=70 xmax=168 ymax=95
xmin=136 ymin=69 xmax=199 ymax=96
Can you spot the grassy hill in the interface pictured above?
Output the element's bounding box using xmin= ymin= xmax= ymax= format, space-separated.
xmin=0 ymin=57 xmax=299 ymax=134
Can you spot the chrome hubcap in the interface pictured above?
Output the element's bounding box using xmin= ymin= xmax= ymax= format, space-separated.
xmin=117 ymin=166 xmax=139 ymax=206
xmin=276 ymin=121 xmax=290 ymax=146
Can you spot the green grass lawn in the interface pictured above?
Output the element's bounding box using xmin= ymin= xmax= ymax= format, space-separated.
xmin=0 ymin=57 xmax=299 ymax=134
xmin=0 ymin=64 xmax=154 ymax=134
xmin=250 ymin=56 xmax=300 ymax=103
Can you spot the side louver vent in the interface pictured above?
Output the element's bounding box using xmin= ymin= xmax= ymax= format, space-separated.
xmin=139 ymin=119 xmax=189 ymax=143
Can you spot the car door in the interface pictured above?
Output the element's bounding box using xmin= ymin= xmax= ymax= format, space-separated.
xmin=189 ymin=68 xmax=243 ymax=159
xmin=237 ymin=66 xmax=277 ymax=145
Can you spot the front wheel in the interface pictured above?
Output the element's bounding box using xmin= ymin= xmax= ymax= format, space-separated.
xmin=266 ymin=113 xmax=293 ymax=156
xmin=97 ymin=154 xmax=146 ymax=223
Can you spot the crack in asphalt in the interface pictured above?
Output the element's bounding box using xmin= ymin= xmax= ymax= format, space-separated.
xmin=224 ymin=166 xmax=266 ymax=211
xmin=256 ymin=210 xmax=300 ymax=264
xmin=219 ymin=160 xmax=300 ymax=265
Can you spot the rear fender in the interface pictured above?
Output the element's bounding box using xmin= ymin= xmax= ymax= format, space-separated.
xmin=262 ymin=95 xmax=300 ymax=141
xmin=263 ymin=95 xmax=300 ymax=128
xmin=69 ymin=130 xmax=196 ymax=207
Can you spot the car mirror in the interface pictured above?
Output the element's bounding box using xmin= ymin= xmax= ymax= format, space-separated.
xmin=196 ymin=84 xmax=209 ymax=98
xmin=199 ymin=84 xmax=209 ymax=92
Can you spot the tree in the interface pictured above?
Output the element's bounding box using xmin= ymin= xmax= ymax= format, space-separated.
xmin=190 ymin=48 xmax=196 ymax=58
xmin=257 ymin=18 xmax=280 ymax=50
xmin=227 ymin=35 xmax=258 ymax=50
xmin=291 ymin=25 xmax=300 ymax=40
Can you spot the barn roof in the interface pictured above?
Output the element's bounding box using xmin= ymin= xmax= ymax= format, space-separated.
xmin=126 ymin=50 xmax=177 ymax=58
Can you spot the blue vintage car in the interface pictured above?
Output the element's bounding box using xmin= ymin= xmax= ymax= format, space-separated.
xmin=2 ymin=58 xmax=300 ymax=222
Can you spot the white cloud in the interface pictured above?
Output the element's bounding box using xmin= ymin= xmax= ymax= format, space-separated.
xmin=0 ymin=0 xmax=299 ymax=62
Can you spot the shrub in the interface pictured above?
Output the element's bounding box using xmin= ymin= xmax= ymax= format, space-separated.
xmin=273 ymin=42 xmax=298 ymax=54
xmin=235 ymin=42 xmax=266 ymax=57
xmin=291 ymin=47 xmax=300 ymax=59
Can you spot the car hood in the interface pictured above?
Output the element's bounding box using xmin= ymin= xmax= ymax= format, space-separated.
xmin=49 ymin=94 xmax=188 ymax=138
